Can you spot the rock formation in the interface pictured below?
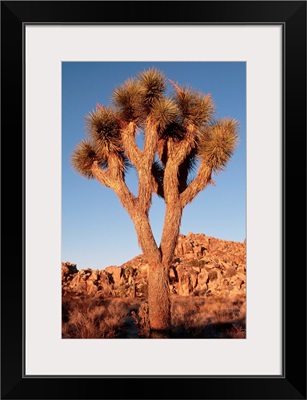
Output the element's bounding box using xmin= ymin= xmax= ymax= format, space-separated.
xmin=62 ymin=233 xmax=246 ymax=299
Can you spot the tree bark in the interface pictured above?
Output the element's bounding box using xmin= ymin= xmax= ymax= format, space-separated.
xmin=160 ymin=202 xmax=183 ymax=266
xmin=128 ymin=210 xmax=171 ymax=332
xmin=148 ymin=262 xmax=171 ymax=332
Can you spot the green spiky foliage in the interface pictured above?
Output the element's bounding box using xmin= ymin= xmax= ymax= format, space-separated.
xmin=198 ymin=118 xmax=238 ymax=171
xmin=71 ymin=140 xmax=101 ymax=179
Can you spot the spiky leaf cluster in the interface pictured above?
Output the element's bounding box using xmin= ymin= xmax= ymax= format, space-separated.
xmin=71 ymin=140 xmax=103 ymax=179
xmin=113 ymin=79 xmax=142 ymax=121
xmin=150 ymin=97 xmax=178 ymax=131
xmin=86 ymin=107 xmax=122 ymax=158
xmin=112 ymin=68 xmax=167 ymax=123
xmin=72 ymin=68 xmax=238 ymax=191
xmin=174 ymin=87 xmax=214 ymax=127
xmin=138 ymin=68 xmax=166 ymax=112
xmin=198 ymin=119 xmax=238 ymax=171
xmin=119 ymin=152 xmax=132 ymax=175
xmin=160 ymin=122 xmax=186 ymax=141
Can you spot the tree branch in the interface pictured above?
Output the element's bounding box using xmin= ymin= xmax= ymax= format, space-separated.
xmin=120 ymin=121 xmax=141 ymax=168
xmin=91 ymin=161 xmax=113 ymax=188
xmin=160 ymin=202 xmax=183 ymax=266
xmin=91 ymin=160 xmax=161 ymax=264
xmin=137 ymin=119 xmax=159 ymax=212
xmin=91 ymin=159 xmax=135 ymax=203
xmin=180 ymin=162 xmax=213 ymax=207
xmin=143 ymin=119 xmax=158 ymax=166
xmin=161 ymin=124 xmax=197 ymax=203
xmin=169 ymin=124 xmax=196 ymax=166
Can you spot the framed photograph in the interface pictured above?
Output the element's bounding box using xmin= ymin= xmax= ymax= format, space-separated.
xmin=1 ymin=1 xmax=306 ymax=399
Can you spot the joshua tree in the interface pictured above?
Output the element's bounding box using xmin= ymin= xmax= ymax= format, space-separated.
xmin=71 ymin=68 xmax=238 ymax=333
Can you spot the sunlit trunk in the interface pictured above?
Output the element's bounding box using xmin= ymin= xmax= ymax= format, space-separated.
xmin=160 ymin=203 xmax=183 ymax=266
xmin=148 ymin=262 xmax=171 ymax=332
xmin=127 ymin=209 xmax=171 ymax=332
xmin=146 ymin=202 xmax=183 ymax=333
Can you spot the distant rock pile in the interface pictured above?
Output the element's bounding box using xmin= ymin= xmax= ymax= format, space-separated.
xmin=62 ymin=233 xmax=246 ymax=299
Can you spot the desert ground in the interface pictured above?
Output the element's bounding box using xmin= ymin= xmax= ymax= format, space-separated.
xmin=62 ymin=233 xmax=246 ymax=339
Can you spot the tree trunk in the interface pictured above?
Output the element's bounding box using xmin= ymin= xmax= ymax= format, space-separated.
xmin=94 ymin=162 xmax=173 ymax=332
xmin=147 ymin=202 xmax=183 ymax=333
xmin=160 ymin=203 xmax=183 ymax=265
xmin=148 ymin=262 xmax=171 ymax=332
xmin=125 ymin=209 xmax=171 ymax=332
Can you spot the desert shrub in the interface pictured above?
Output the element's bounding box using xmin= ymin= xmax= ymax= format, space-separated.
xmin=62 ymin=297 xmax=130 ymax=338
xmin=188 ymin=259 xmax=208 ymax=268
xmin=131 ymin=302 xmax=150 ymax=338
xmin=62 ymin=293 xmax=246 ymax=339
xmin=137 ymin=282 xmax=148 ymax=298
xmin=170 ymin=295 xmax=246 ymax=338
xmin=118 ymin=283 xmax=126 ymax=298
xmin=170 ymin=297 xmax=206 ymax=337
xmin=224 ymin=267 xmax=237 ymax=278
xmin=208 ymin=270 xmax=218 ymax=280
xmin=225 ymin=323 xmax=246 ymax=338
xmin=188 ymin=259 xmax=199 ymax=268
xmin=198 ymin=260 xmax=208 ymax=268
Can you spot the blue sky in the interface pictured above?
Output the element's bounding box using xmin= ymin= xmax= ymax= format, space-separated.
xmin=62 ymin=62 xmax=246 ymax=270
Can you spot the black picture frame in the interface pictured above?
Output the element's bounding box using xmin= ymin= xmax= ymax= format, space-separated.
xmin=1 ymin=1 xmax=306 ymax=399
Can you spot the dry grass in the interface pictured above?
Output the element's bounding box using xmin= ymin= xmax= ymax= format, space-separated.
xmin=170 ymin=294 xmax=246 ymax=338
xmin=62 ymin=293 xmax=246 ymax=339
xmin=62 ymin=294 xmax=141 ymax=338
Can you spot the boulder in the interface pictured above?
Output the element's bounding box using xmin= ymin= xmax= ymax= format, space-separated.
xmin=105 ymin=266 xmax=122 ymax=288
